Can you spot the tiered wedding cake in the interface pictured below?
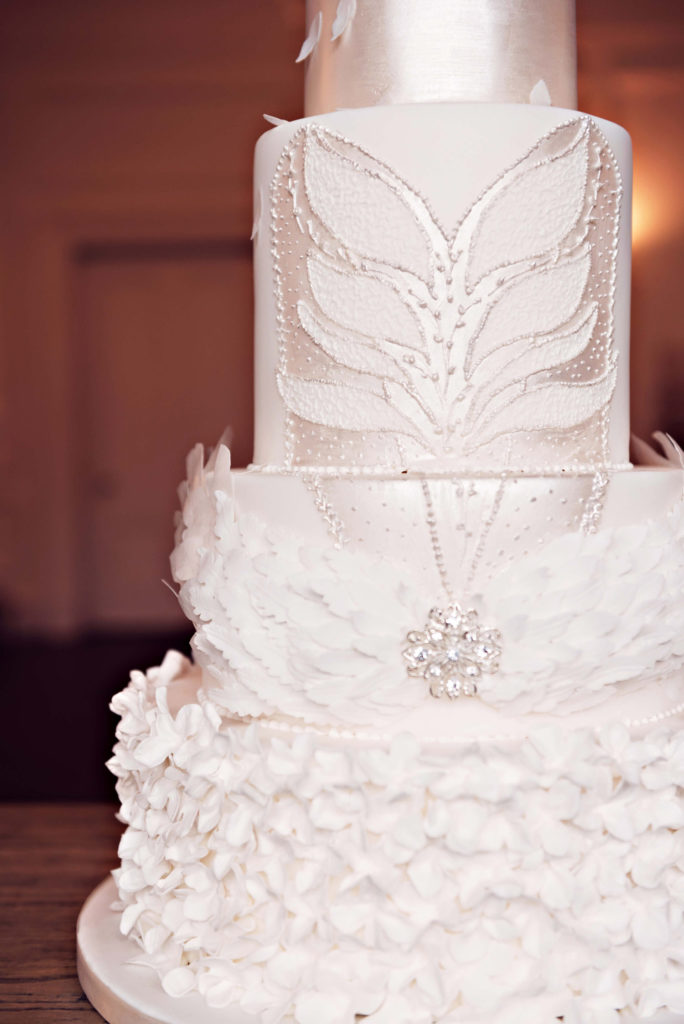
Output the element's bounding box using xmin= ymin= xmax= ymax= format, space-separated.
xmin=79 ymin=1 xmax=684 ymax=1022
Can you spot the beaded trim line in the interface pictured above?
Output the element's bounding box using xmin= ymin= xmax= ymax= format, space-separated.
xmin=248 ymin=461 xmax=634 ymax=479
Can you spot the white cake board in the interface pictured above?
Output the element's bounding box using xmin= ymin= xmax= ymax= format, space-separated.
xmin=77 ymin=878 xmax=257 ymax=1024
xmin=78 ymin=877 xmax=684 ymax=1024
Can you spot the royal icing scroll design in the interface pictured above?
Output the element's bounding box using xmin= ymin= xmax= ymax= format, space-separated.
xmin=271 ymin=118 xmax=621 ymax=470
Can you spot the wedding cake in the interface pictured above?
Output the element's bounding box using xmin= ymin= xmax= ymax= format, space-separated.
xmin=79 ymin=1 xmax=684 ymax=1022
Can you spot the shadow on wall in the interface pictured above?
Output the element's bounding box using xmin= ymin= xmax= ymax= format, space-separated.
xmin=0 ymin=629 xmax=193 ymax=802
xmin=660 ymin=353 xmax=684 ymax=443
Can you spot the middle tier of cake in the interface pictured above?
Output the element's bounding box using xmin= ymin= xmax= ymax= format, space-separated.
xmin=171 ymin=439 xmax=684 ymax=736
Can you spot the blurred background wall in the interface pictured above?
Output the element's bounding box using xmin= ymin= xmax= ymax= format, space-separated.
xmin=1 ymin=0 xmax=683 ymax=797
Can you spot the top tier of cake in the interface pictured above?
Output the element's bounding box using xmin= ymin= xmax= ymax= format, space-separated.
xmin=304 ymin=0 xmax=577 ymax=113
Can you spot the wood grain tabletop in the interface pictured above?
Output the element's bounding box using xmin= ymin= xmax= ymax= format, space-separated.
xmin=0 ymin=802 xmax=121 ymax=1023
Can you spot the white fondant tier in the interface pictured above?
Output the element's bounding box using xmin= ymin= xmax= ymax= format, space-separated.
xmin=252 ymin=104 xmax=632 ymax=472
xmin=303 ymin=0 xmax=578 ymax=114
xmin=170 ymin=439 xmax=684 ymax=731
xmin=108 ymin=654 xmax=684 ymax=1024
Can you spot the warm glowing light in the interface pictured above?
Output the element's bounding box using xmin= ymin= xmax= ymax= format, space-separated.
xmin=632 ymin=186 xmax=665 ymax=249
xmin=631 ymin=146 xmax=681 ymax=250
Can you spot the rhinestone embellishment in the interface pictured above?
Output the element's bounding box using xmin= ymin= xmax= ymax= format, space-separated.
xmin=403 ymin=605 xmax=502 ymax=699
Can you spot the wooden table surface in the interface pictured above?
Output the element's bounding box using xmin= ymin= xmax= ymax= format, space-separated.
xmin=0 ymin=802 xmax=121 ymax=1023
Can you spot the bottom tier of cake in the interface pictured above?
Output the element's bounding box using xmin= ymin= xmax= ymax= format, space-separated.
xmin=109 ymin=653 xmax=684 ymax=1024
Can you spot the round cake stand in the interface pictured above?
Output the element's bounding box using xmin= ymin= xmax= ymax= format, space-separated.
xmin=78 ymin=877 xmax=684 ymax=1024
xmin=76 ymin=878 xmax=257 ymax=1024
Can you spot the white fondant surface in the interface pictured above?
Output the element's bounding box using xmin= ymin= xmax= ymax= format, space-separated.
xmin=303 ymin=0 xmax=578 ymax=114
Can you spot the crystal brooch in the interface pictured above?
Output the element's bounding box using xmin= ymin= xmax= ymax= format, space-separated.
xmin=403 ymin=604 xmax=502 ymax=699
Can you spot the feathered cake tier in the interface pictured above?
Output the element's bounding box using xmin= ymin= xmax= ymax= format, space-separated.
xmin=172 ymin=438 xmax=684 ymax=733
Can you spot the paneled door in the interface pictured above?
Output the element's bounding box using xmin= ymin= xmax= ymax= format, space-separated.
xmin=73 ymin=243 xmax=252 ymax=629
xmin=0 ymin=0 xmax=302 ymax=634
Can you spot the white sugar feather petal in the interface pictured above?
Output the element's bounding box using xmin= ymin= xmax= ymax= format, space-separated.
xmin=296 ymin=11 xmax=322 ymax=63
xmin=529 ymin=79 xmax=552 ymax=105
xmin=331 ymin=0 xmax=357 ymax=41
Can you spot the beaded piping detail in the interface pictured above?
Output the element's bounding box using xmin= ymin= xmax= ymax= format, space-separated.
xmin=270 ymin=116 xmax=622 ymax=472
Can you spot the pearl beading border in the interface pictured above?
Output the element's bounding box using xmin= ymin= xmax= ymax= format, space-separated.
xmin=248 ymin=461 xmax=634 ymax=479
xmin=207 ymin=680 xmax=684 ymax=748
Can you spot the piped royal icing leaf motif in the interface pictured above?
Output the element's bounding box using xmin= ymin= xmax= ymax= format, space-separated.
xmin=298 ymin=301 xmax=408 ymax=382
xmin=465 ymin=305 xmax=600 ymax=434
xmin=472 ymin=367 xmax=618 ymax=452
xmin=272 ymin=119 xmax=621 ymax=470
xmin=464 ymin=250 xmax=592 ymax=376
xmin=278 ymin=377 xmax=420 ymax=441
xmin=465 ymin=123 xmax=590 ymax=290
xmin=303 ymin=128 xmax=433 ymax=279
xmin=307 ymin=255 xmax=424 ymax=351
